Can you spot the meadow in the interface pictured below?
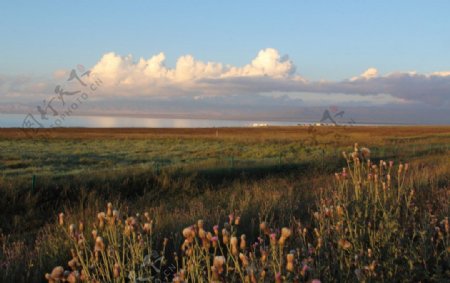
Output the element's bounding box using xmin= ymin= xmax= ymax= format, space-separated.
xmin=0 ymin=126 xmax=449 ymax=282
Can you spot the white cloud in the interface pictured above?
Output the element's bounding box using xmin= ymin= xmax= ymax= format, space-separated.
xmin=351 ymin=67 xmax=378 ymax=81
xmin=1 ymin=49 xmax=450 ymax=109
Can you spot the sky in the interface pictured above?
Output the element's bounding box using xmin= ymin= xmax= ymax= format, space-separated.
xmin=1 ymin=1 xmax=450 ymax=124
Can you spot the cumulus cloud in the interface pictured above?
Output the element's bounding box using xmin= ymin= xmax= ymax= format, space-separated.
xmin=90 ymin=48 xmax=297 ymax=87
xmin=1 ymin=48 xmax=450 ymax=108
xmin=350 ymin=67 xmax=379 ymax=81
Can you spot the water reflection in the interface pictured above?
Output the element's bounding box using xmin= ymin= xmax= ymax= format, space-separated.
xmin=0 ymin=114 xmax=300 ymax=128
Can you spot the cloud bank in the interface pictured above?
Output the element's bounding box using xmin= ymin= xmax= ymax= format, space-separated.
xmin=1 ymin=48 xmax=449 ymax=109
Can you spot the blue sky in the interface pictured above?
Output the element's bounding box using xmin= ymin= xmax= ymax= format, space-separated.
xmin=1 ymin=0 xmax=449 ymax=79
xmin=0 ymin=1 xmax=449 ymax=124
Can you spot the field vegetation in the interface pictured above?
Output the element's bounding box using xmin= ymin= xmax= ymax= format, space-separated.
xmin=0 ymin=126 xmax=449 ymax=282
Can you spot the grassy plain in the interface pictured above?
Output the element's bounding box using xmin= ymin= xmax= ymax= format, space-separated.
xmin=0 ymin=126 xmax=449 ymax=282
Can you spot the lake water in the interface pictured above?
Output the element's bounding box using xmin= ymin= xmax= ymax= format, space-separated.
xmin=0 ymin=113 xmax=304 ymax=128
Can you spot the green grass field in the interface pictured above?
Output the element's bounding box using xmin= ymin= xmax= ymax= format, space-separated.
xmin=0 ymin=126 xmax=449 ymax=282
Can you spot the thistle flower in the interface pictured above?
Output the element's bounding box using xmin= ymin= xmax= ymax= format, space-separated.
xmin=398 ymin=163 xmax=404 ymax=175
xmin=143 ymin=222 xmax=152 ymax=234
xmin=106 ymin=202 xmax=113 ymax=217
xmin=240 ymin=234 xmax=246 ymax=250
xmin=228 ymin=213 xmax=234 ymax=224
xmin=230 ymin=236 xmax=239 ymax=255
xmin=286 ymin=253 xmax=295 ymax=272
xmin=94 ymin=236 xmax=105 ymax=252
xmin=91 ymin=229 xmax=97 ymax=240
xmin=260 ymin=249 xmax=268 ymax=263
xmin=182 ymin=226 xmax=195 ymax=242
xmin=275 ymin=272 xmax=282 ymax=283
xmin=338 ymin=239 xmax=352 ymax=250
xmin=234 ymin=216 xmax=241 ymax=225
xmin=198 ymin=227 xmax=206 ymax=239
xmin=69 ymin=224 xmax=76 ymax=238
xmin=68 ymin=257 xmax=79 ymax=270
xmin=97 ymin=212 xmax=106 ymax=228
xmin=58 ymin=213 xmax=64 ymax=226
xmin=239 ymin=253 xmax=249 ymax=267
xmin=211 ymin=236 xmax=219 ymax=248
xmin=45 ymin=266 xmax=64 ymax=282
xmin=222 ymin=228 xmax=230 ymax=244
xmin=213 ymin=256 xmax=225 ymax=274
xmin=113 ymin=263 xmax=121 ymax=278
xmin=270 ymin=233 xmax=277 ymax=246
xmin=281 ymin=227 xmax=291 ymax=238
xmin=368 ymin=248 xmax=373 ymax=258
xmin=213 ymin=225 xmax=219 ymax=235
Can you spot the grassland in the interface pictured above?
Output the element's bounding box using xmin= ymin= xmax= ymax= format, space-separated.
xmin=0 ymin=126 xmax=449 ymax=282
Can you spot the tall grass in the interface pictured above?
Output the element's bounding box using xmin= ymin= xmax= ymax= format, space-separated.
xmin=38 ymin=144 xmax=449 ymax=282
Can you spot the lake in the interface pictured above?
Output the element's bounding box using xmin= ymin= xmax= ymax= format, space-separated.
xmin=0 ymin=113 xmax=305 ymax=128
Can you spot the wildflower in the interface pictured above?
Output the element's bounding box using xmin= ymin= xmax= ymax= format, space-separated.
xmin=398 ymin=163 xmax=404 ymax=175
xmin=230 ymin=236 xmax=239 ymax=255
xmin=45 ymin=266 xmax=64 ymax=282
xmin=338 ymin=239 xmax=352 ymax=250
xmin=199 ymin=228 xmax=207 ymax=240
xmin=68 ymin=257 xmax=79 ymax=270
xmin=211 ymin=236 xmax=219 ymax=248
xmin=260 ymin=270 xmax=266 ymax=280
xmin=213 ymin=225 xmax=219 ymax=235
xmin=94 ymin=236 xmax=105 ymax=252
xmin=270 ymin=233 xmax=277 ymax=246
xmin=300 ymin=264 xmax=310 ymax=277
xmin=213 ymin=256 xmax=225 ymax=274
xmin=107 ymin=202 xmax=113 ymax=217
xmin=182 ymin=226 xmax=195 ymax=243
xmin=314 ymin=228 xmax=320 ymax=237
xmin=197 ymin=219 xmax=204 ymax=229
xmin=97 ymin=212 xmax=106 ymax=228
xmin=222 ymin=228 xmax=230 ymax=244
xmin=228 ymin=213 xmax=234 ymax=224
xmin=311 ymin=280 xmax=321 ymax=283
xmin=443 ymin=217 xmax=449 ymax=233
xmin=286 ymin=253 xmax=295 ymax=272
xmin=336 ymin=205 xmax=344 ymax=217
xmin=281 ymin=227 xmax=292 ymax=238
xmin=260 ymin=222 xmax=269 ymax=234
xmin=91 ymin=229 xmax=97 ymax=240
xmin=240 ymin=234 xmax=246 ymax=250
xmin=144 ymin=212 xmax=150 ymax=221
xmin=335 ymin=173 xmax=340 ymax=181
xmin=260 ymin=249 xmax=268 ymax=263
xmin=275 ymin=272 xmax=282 ymax=283
xmin=143 ymin=222 xmax=152 ymax=234
xmin=235 ymin=216 xmax=241 ymax=225
xmin=69 ymin=224 xmax=76 ymax=238
xmin=239 ymin=253 xmax=249 ymax=267
xmin=113 ymin=263 xmax=121 ymax=278
xmin=58 ymin=213 xmax=64 ymax=226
